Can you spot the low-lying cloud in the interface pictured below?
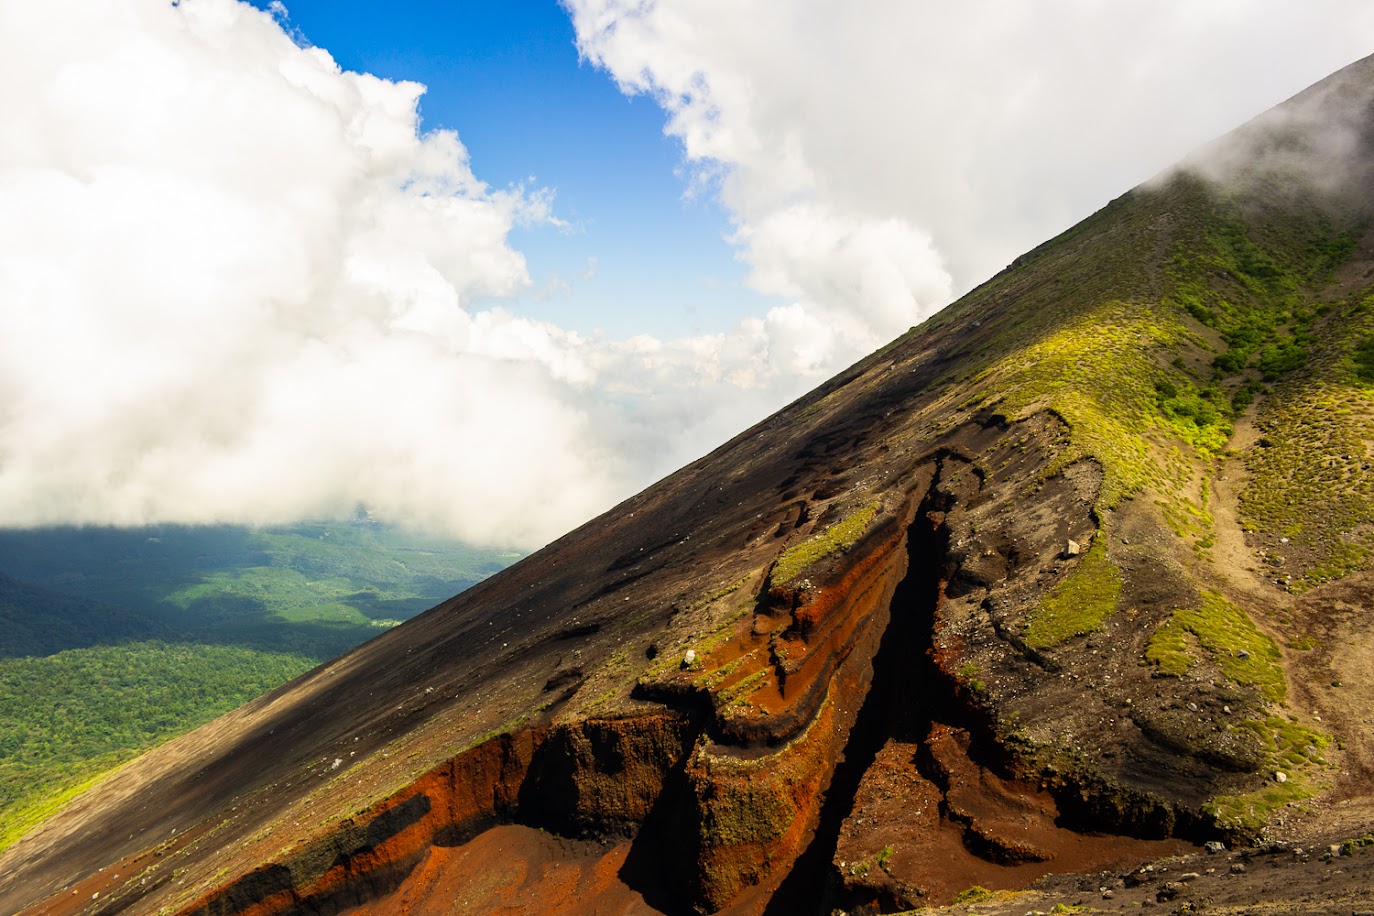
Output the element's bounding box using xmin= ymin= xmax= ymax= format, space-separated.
xmin=1175 ymin=53 xmax=1374 ymax=198
xmin=0 ymin=0 xmax=584 ymax=545
xmin=2 ymin=0 xmax=1372 ymax=549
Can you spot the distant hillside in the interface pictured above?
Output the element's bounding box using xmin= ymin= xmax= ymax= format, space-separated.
xmin=0 ymin=521 xmax=520 ymax=658
xmin=0 ymin=522 xmax=519 ymax=853
xmin=0 ymin=573 xmax=157 ymax=658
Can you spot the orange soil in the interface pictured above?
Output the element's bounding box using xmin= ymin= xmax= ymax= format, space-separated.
xmin=357 ymin=825 xmax=655 ymax=916
xmin=837 ymin=734 xmax=1190 ymax=907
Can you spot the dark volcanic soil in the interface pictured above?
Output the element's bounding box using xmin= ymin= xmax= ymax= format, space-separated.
xmin=914 ymin=836 xmax=1374 ymax=916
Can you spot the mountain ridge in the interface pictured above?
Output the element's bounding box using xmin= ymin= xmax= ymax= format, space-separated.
xmin=6 ymin=52 xmax=1374 ymax=915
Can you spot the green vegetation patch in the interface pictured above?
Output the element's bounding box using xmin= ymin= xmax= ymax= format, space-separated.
xmin=1166 ymin=192 xmax=1346 ymax=381
xmin=994 ymin=301 xmax=1195 ymax=507
xmin=717 ymin=669 xmax=768 ymax=710
xmin=1241 ymin=295 xmax=1374 ymax=585
xmin=957 ymin=661 xmax=987 ymax=694
xmin=693 ymin=656 xmax=745 ymax=692
xmin=167 ymin=567 xmax=378 ymax=627
xmin=698 ymin=781 xmax=794 ymax=847
xmin=1352 ymin=335 xmax=1374 ymax=383
xmin=1145 ymin=615 xmax=1194 ymax=677
xmin=1342 ymin=833 xmax=1374 ymax=856
xmin=772 ymin=501 xmax=880 ymax=584
xmin=1206 ymin=716 xmax=1329 ymax=831
xmin=1153 ymin=380 xmax=1233 ymax=455
xmin=1023 ymin=539 xmax=1121 ymax=649
xmin=0 ymin=522 xmax=517 ymax=661
xmin=952 ymin=885 xmax=995 ymax=905
xmin=1146 ymin=592 xmax=1286 ymax=702
xmin=0 ymin=640 xmax=314 ymax=851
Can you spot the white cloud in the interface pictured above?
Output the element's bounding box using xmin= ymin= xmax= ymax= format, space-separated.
xmin=0 ymin=0 xmax=832 ymax=549
xmin=0 ymin=0 xmax=605 ymax=546
xmin=1175 ymin=53 xmax=1374 ymax=197
xmin=565 ymin=0 xmax=1374 ymax=295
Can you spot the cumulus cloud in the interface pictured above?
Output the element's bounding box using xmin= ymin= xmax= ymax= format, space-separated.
xmin=0 ymin=0 xmax=837 ymax=548
xmin=565 ymin=0 xmax=1374 ymax=294
xmin=0 ymin=0 xmax=597 ymax=546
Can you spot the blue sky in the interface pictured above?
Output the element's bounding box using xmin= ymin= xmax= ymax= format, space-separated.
xmin=250 ymin=0 xmax=771 ymax=339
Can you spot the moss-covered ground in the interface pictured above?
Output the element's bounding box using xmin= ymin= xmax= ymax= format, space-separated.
xmin=1023 ymin=539 xmax=1122 ymax=649
xmin=1205 ymin=716 xmax=1331 ymax=831
xmin=1146 ymin=591 xmax=1286 ymax=703
xmin=1241 ymin=292 xmax=1374 ymax=585
xmin=772 ymin=501 xmax=880 ymax=584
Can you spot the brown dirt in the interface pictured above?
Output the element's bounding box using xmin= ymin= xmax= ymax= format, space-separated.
xmin=833 ymin=734 xmax=1189 ymax=911
xmin=356 ymin=825 xmax=654 ymax=915
xmin=908 ymin=839 xmax=1374 ymax=916
xmin=1275 ymin=568 xmax=1374 ymax=823
xmin=1210 ymin=415 xmax=1282 ymax=606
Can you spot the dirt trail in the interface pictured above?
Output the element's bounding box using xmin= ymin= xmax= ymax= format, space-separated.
xmin=1200 ymin=412 xmax=1374 ymax=855
xmin=1209 ymin=415 xmax=1280 ymax=606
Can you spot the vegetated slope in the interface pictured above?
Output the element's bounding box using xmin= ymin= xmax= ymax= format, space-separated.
xmin=6 ymin=55 xmax=1374 ymax=916
xmin=0 ymin=572 xmax=160 ymax=658
xmin=0 ymin=640 xmax=316 ymax=853
xmin=0 ymin=523 xmax=517 ymax=857
xmin=0 ymin=521 xmax=517 ymax=658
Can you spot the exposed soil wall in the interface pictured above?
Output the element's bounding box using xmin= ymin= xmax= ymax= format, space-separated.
xmin=184 ymin=714 xmax=697 ymax=916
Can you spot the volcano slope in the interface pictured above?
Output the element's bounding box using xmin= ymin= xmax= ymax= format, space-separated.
xmin=8 ymin=56 xmax=1374 ymax=916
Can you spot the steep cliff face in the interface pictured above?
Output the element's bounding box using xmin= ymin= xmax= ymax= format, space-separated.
xmin=8 ymin=54 xmax=1374 ymax=916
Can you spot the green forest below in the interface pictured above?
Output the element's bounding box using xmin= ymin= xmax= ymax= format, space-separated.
xmin=0 ymin=521 xmax=519 ymax=849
